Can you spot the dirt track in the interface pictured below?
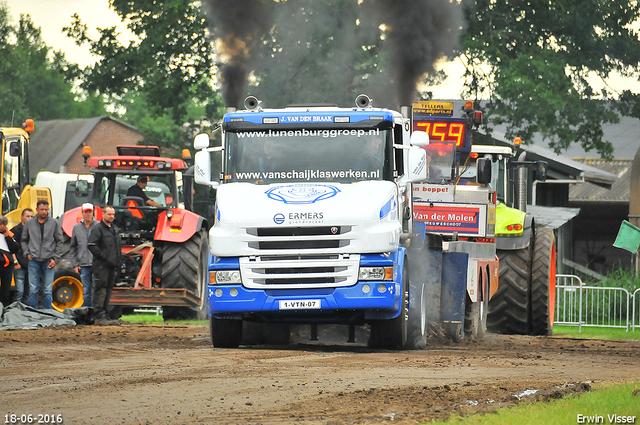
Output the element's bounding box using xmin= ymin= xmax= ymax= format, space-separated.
xmin=2 ymin=324 xmax=639 ymax=425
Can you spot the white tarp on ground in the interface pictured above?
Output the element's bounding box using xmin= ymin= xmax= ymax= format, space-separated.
xmin=0 ymin=302 xmax=91 ymax=330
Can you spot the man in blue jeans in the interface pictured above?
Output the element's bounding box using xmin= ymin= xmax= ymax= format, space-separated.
xmin=11 ymin=208 xmax=34 ymax=304
xmin=20 ymin=200 xmax=63 ymax=309
xmin=70 ymin=203 xmax=97 ymax=307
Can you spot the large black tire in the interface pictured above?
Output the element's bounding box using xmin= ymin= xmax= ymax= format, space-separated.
xmin=368 ymin=264 xmax=408 ymax=349
xmin=530 ymin=228 xmax=556 ymax=336
xmin=261 ymin=323 xmax=291 ymax=346
xmin=210 ymin=317 xmax=242 ymax=348
xmin=464 ymin=268 xmax=488 ymax=340
xmin=161 ymin=230 xmax=209 ymax=320
xmin=487 ymin=240 xmax=532 ymax=335
xmin=406 ymin=255 xmax=427 ymax=349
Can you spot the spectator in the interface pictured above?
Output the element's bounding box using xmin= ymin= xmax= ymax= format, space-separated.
xmin=126 ymin=176 xmax=161 ymax=207
xmin=0 ymin=215 xmax=20 ymax=307
xmin=88 ymin=205 xmax=122 ymax=325
xmin=70 ymin=203 xmax=98 ymax=307
xmin=11 ymin=208 xmax=34 ymax=304
xmin=21 ymin=200 xmax=63 ymax=310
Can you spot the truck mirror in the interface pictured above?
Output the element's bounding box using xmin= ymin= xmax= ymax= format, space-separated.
xmin=410 ymin=131 xmax=430 ymax=147
xmin=75 ymin=179 xmax=89 ymax=197
xmin=9 ymin=141 xmax=21 ymax=157
xmin=535 ymin=161 xmax=548 ymax=182
xmin=194 ymin=150 xmax=220 ymax=188
xmin=194 ymin=133 xmax=211 ymax=150
xmin=476 ymin=157 xmax=492 ymax=184
xmin=407 ymin=146 xmax=427 ymax=183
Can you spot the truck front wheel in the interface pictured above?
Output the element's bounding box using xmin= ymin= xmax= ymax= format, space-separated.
xmin=210 ymin=317 xmax=243 ymax=348
xmin=368 ymin=264 xmax=408 ymax=349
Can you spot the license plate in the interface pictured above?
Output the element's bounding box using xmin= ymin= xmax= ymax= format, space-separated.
xmin=279 ymin=299 xmax=321 ymax=310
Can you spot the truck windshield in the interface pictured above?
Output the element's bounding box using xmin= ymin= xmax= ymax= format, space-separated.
xmin=224 ymin=128 xmax=392 ymax=184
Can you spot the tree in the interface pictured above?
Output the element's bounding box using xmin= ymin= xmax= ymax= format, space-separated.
xmin=459 ymin=0 xmax=640 ymax=159
xmin=64 ymin=0 xmax=221 ymax=148
xmin=65 ymin=0 xmax=216 ymax=122
xmin=0 ymin=3 xmax=104 ymax=125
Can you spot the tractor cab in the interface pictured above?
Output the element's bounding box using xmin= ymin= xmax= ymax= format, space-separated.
xmin=56 ymin=145 xmax=209 ymax=319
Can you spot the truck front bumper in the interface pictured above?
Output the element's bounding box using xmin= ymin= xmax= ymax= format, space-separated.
xmin=208 ymin=280 xmax=400 ymax=319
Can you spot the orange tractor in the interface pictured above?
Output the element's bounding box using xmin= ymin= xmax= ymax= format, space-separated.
xmin=54 ymin=145 xmax=210 ymax=320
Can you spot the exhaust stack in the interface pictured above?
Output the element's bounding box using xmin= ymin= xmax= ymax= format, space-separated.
xmin=400 ymin=105 xmax=412 ymax=132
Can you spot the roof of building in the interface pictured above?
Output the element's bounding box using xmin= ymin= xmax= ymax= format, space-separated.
xmin=526 ymin=205 xmax=581 ymax=229
xmin=569 ymin=159 xmax=633 ymax=203
xmin=29 ymin=116 xmax=140 ymax=179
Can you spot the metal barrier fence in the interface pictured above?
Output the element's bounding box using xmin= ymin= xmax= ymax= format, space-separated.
xmin=634 ymin=288 xmax=640 ymax=332
xmin=555 ymin=274 xmax=634 ymax=332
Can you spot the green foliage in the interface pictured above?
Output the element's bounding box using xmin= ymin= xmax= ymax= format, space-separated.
xmin=64 ymin=0 xmax=223 ymax=149
xmin=121 ymin=313 xmax=206 ymax=325
xmin=460 ymin=0 xmax=640 ymax=160
xmin=553 ymin=325 xmax=640 ymax=341
xmin=65 ymin=0 xmax=216 ymax=122
xmin=0 ymin=2 xmax=104 ymax=125
xmin=587 ymin=266 xmax=640 ymax=293
xmin=432 ymin=382 xmax=640 ymax=425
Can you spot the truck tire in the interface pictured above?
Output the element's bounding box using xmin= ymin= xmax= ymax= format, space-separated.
xmin=406 ymin=257 xmax=427 ymax=349
xmin=261 ymin=323 xmax=291 ymax=346
xmin=210 ymin=317 xmax=242 ymax=348
xmin=487 ymin=241 xmax=532 ymax=335
xmin=368 ymin=264 xmax=408 ymax=349
xmin=464 ymin=269 xmax=488 ymax=340
xmin=161 ymin=230 xmax=209 ymax=320
xmin=530 ymin=227 xmax=556 ymax=336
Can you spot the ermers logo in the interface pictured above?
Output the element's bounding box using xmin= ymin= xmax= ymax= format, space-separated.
xmin=289 ymin=212 xmax=323 ymax=220
xmin=273 ymin=213 xmax=285 ymax=224
xmin=266 ymin=184 xmax=340 ymax=204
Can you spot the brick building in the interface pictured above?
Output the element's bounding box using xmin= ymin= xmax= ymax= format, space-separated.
xmin=29 ymin=116 xmax=143 ymax=179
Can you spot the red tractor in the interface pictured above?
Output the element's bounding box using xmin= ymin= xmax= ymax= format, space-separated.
xmin=54 ymin=145 xmax=210 ymax=320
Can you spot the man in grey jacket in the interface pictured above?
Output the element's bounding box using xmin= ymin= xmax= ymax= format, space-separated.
xmin=21 ymin=200 xmax=63 ymax=309
xmin=70 ymin=203 xmax=98 ymax=307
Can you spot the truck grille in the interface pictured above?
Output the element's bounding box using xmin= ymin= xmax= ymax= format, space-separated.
xmin=246 ymin=226 xmax=352 ymax=251
xmin=240 ymin=254 xmax=360 ymax=289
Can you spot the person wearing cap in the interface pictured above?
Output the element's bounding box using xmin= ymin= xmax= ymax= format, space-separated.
xmin=70 ymin=203 xmax=98 ymax=307
xmin=125 ymin=176 xmax=161 ymax=207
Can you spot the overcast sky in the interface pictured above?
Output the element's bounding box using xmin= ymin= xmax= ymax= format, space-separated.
xmin=4 ymin=0 xmax=637 ymax=99
xmin=5 ymin=0 xmax=131 ymax=68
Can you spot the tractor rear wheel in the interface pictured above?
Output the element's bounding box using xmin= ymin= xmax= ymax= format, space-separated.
xmin=487 ymin=242 xmax=532 ymax=335
xmin=161 ymin=230 xmax=209 ymax=320
xmin=530 ymin=228 xmax=556 ymax=336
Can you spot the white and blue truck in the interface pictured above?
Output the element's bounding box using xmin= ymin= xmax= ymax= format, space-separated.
xmin=193 ymin=95 xmax=498 ymax=348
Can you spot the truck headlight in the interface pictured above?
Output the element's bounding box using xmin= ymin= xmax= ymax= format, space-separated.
xmin=209 ymin=270 xmax=241 ymax=285
xmin=358 ymin=267 xmax=393 ymax=281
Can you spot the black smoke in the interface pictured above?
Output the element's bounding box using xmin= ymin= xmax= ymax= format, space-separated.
xmin=202 ymin=0 xmax=272 ymax=108
xmin=366 ymin=0 xmax=464 ymax=107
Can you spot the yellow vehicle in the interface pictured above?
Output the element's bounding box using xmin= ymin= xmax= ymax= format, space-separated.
xmin=0 ymin=120 xmax=52 ymax=227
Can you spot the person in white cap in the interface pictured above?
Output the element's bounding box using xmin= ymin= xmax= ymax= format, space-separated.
xmin=70 ymin=203 xmax=98 ymax=307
